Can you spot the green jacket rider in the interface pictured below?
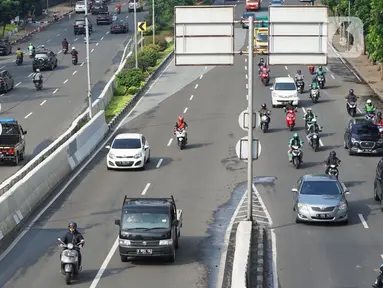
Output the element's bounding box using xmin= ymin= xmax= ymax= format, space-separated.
xmin=304 ymin=108 xmax=316 ymax=123
xmin=311 ymin=77 xmax=319 ymax=89
xmin=28 ymin=43 xmax=34 ymax=51
xmin=365 ymin=99 xmax=376 ymax=113
xmin=315 ymin=66 xmax=326 ymax=77
xmin=288 ymin=133 xmax=303 ymax=161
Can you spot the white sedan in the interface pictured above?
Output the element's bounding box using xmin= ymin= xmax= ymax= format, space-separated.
xmin=270 ymin=77 xmax=299 ymax=107
xmin=106 ymin=133 xmax=150 ymax=170
xmin=75 ymin=1 xmax=86 ymax=13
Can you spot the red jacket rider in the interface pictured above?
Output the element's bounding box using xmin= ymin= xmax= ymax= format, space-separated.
xmin=116 ymin=3 xmax=121 ymax=9
xmin=375 ymin=112 xmax=383 ymax=126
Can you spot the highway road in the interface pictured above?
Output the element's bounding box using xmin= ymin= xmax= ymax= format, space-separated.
xmin=0 ymin=1 xmax=147 ymax=183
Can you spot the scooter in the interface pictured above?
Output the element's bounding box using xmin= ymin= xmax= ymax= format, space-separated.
xmin=326 ymin=163 xmax=340 ymax=178
xmin=33 ymin=79 xmax=43 ymax=91
xmin=346 ymin=101 xmax=357 ymax=117
xmin=260 ymin=112 xmax=270 ymax=133
xmin=291 ymin=145 xmax=303 ymax=169
xmin=63 ymin=47 xmax=68 ymax=54
xmin=317 ymin=75 xmax=325 ymax=88
xmin=365 ymin=111 xmax=376 ymax=121
xmin=16 ymin=57 xmax=23 ymax=66
xmin=296 ymin=80 xmax=304 ymax=93
xmin=58 ymin=238 xmax=84 ymax=285
xmin=310 ymin=88 xmax=320 ymax=103
xmin=175 ymin=128 xmax=186 ymax=150
xmin=260 ymin=71 xmax=270 ymax=86
xmin=285 ymin=109 xmax=297 ymax=131
xmin=28 ymin=50 xmax=35 ymax=59
xmin=309 ymin=132 xmax=321 ymax=152
xmin=72 ymin=55 xmax=78 ymax=65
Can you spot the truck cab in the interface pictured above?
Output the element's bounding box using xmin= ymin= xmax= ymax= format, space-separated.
xmin=0 ymin=118 xmax=27 ymax=165
xmin=115 ymin=195 xmax=182 ymax=263
xmin=255 ymin=27 xmax=268 ymax=53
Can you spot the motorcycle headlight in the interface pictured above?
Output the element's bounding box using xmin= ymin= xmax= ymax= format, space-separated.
xmin=338 ymin=203 xmax=347 ymax=210
xmin=134 ymin=152 xmax=142 ymax=159
xmin=67 ymin=243 xmax=74 ymax=250
xmin=297 ymin=203 xmax=308 ymax=211
xmin=159 ymin=239 xmax=173 ymax=245
xmin=351 ymin=138 xmax=358 ymax=143
xmin=119 ymin=239 xmax=131 ymax=246
xmin=108 ymin=153 xmax=115 ymax=159
xmin=313 ymin=134 xmax=318 ymax=138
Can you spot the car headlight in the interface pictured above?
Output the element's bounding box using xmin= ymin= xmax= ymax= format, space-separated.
xmin=338 ymin=203 xmax=347 ymax=210
xmin=134 ymin=152 xmax=142 ymax=159
xmin=297 ymin=203 xmax=308 ymax=211
xmin=119 ymin=239 xmax=131 ymax=246
xmin=108 ymin=153 xmax=115 ymax=159
xmin=351 ymin=138 xmax=358 ymax=143
xmin=159 ymin=239 xmax=173 ymax=245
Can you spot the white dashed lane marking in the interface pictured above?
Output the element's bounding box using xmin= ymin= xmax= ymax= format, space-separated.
xmin=167 ymin=138 xmax=173 ymax=146
xmin=24 ymin=112 xmax=33 ymax=119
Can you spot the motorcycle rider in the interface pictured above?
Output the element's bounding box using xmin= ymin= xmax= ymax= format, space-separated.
xmin=294 ymin=69 xmax=304 ymax=83
xmin=71 ymin=47 xmax=78 ymax=61
xmin=374 ymin=112 xmax=383 ymax=126
xmin=373 ymin=264 xmax=383 ymax=288
xmin=174 ymin=115 xmax=188 ymax=143
xmin=324 ymin=150 xmax=341 ymax=174
xmin=310 ymin=77 xmax=319 ymax=90
xmin=304 ymin=107 xmax=316 ymax=127
xmin=345 ymin=88 xmax=358 ymax=103
xmin=33 ymin=69 xmax=43 ymax=86
xmin=259 ymin=103 xmax=271 ymax=123
xmin=61 ymin=222 xmax=84 ymax=269
xmin=315 ymin=66 xmax=326 ymax=82
xmin=16 ymin=48 xmax=23 ymax=62
xmin=27 ymin=42 xmax=35 ymax=56
xmin=257 ymin=58 xmax=265 ymax=72
xmin=306 ymin=118 xmax=322 ymax=145
xmin=62 ymin=38 xmax=69 ymax=51
xmin=116 ymin=2 xmax=121 ymax=12
xmin=288 ymin=133 xmax=303 ymax=162
xmin=365 ymin=99 xmax=376 ymax=114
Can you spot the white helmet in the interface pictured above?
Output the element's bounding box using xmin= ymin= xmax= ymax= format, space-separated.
xmin=41 ymin=45 xmax=44 ymax=48
xmin=72 ymin=47 xmax=75 ymax=50
xmin=36 ymin=69 xmax=40 ymax=72
xmin=307 ymin=107 xmax=312 ymax=111
xmin=367 ymin=99 xmax=372 ymax=104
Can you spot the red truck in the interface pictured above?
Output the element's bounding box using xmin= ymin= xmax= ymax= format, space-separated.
xmin=246 ymin=0 xmax=261 ymax=11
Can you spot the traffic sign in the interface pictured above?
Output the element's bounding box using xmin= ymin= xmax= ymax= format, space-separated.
xmin=138 ymin=22 xmax=146 ymax=32
xmin=238 ymin=109 xmax=256 ymax=131
xmin=235 ymin=137 xmax=260 ymax=161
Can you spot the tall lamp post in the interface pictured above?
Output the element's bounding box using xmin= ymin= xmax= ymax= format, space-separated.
xmin=152 ymin=0 xmax=155 ymax=44
xmin=134 ymin=0 xmax=138 ymax=68
xmin=84 ymin=0 xmax=93 ymax=118
xmin=347 ymin=0 xmax=350 ymax=51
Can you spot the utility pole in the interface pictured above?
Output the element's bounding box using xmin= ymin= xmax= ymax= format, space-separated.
xmin=134 ymin=0 xmax=138 ymax=68
xmin=347 ymin=0 xmax=350 ymax=51
xmin=152 ymin=0 xmax=155 ymax=44
xmin=84 ymin=0 xmax=93 ymax=118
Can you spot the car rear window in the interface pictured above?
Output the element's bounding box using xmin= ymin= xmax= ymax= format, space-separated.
xmin=351 ymin=124 xmax=379 ymax=135
xmin=256 ymin=33 xmax=267 ymax=42
xmin=35 ymin=53 xmax=48 ymax=58
xmin=275 ymin=82 xmax=296 ymax=90
xmin=76 ymin=1 xmax=85 ymax=5
xmin=99 ymin=12 xmax=108 ymax=15
xmin=112 ymin=138 xmax=141 ymax=149
xmin=301 ymin=181 xmax=341 ymax=195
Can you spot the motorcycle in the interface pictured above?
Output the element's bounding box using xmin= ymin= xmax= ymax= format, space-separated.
xmin=58 ymin=238 xmax=84 ymax=285
xmin=291 ymin=145 xmax=303 ymax=169
xmin=53 ymin=12 xmax=59 ymax=22
xmin=28 ymin=50 xmax=35 ymax=59
xmin=365 ymin=111 xmax=376 ymax=121
xmin=116 ymin=7 xmax=121 ymax=14
xmin=378 ymin=125 xmax=383 ymax=137
xmin=327 ymin=163 xmax=339 ymax=178
xmin=260 ymin=112 xmax=270 ymax=133
xmin=317 ymin=75 xmax=325 ymax=88
xmin=176 ymin=128 xmax=186 ymax=150
xmin=296 ymin=80 xmax=304 ymax=93
xmin=16 ymin=57 xmax=23 ymax=66
xmin=63 ymin=47 xmax=68 ymax=54
xmin=309 ymin=132 xmax=320 ymax=152
xmin=260 ymin=71 xmax=270 ymax=86
xmin=72 ymin=56 xmax=78 ymax=65
xmin=310 ymin=88 xmax=320 ymax=103
xmin=285 ymin=109 xmax=296 ymax=131
xmin=33 ymin=80 xmax=43 ymax=91
xmin=346 ymin=101 xmax=357 ymax=117
xmin=308 ymin=65 xmax=315 ymax=74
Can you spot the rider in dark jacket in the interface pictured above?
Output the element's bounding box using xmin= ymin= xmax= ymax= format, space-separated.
xmin=324 ymin=151 xmax=341 ymax=174
xmin=62 ymin=38 xmax=69 ymax=50
xmin=61 ymin=222 xmax=84 ymax=268
xmin=373 ymin=264 xmax=383 ymax=288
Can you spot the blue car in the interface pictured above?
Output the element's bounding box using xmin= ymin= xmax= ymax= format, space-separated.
xmin=270 ymin=0 xmax=283 ymax=6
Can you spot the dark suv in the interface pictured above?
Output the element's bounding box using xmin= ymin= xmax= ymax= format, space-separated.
xmin=0 ymin=70 xmax=14 ymax=93
xmin=91 ymin=2 xmax=108 ymax=14
xmin=374 ymin=158 xmax=383 ymax=211
xmin=96 ymin=11 xmax=112 ymax=25
xmin=0 ymin=39 xmax=12 ymax=56
xmin=74 ymin=18 xmax=93 ymax=35
xmin=343 ymin=118 xmax=383 ymax=155
xmin=32 ymin=50 xmax=58 ymax=71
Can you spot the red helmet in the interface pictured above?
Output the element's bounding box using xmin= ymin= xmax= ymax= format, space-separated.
xmin=178 ymin=115 xmax=184 ymax=122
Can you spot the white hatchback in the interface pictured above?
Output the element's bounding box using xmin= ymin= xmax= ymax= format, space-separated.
xmin=106 ymin=133 xmax=150 ymax=170
xmin=75 ymin=1 xmax=86 ymax=13
xmin=270 ymin=77 xmax=299 ymax=107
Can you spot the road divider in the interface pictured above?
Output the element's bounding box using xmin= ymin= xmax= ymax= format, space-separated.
xmin=0 ymin=111 xmax=107 ymax=244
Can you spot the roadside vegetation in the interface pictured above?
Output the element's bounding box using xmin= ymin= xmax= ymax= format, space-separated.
xmin=321 ymin=0 xmax=383 ymax=63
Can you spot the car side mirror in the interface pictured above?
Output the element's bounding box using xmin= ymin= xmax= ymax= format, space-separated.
xmin=291 ymin=188 xmax=298 ymax=193
xmin=144 ymin=145 xmax=149 ymax=150
xmin=105 ymin=145 xmax=111 ymax=149
xmin=345 ymin=191 xmax=350 ymax=195
xmin=23 ymin=130 xmax=27 ymax=135
xmin=57 ymin=238 xmax=62 ymax=241
xmin=115 ymin=219 xmax=120 ymax=226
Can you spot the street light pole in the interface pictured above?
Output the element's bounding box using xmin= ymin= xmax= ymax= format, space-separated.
xmin=152 ymin=0 xmax=155 ymax=44
xmin=134 ymin=1 xmax=138 ymax=68
xmin=84 ymin=0 xmax=93 ymax=118
xmin=347 ymin=0 xmax=350 ymax=51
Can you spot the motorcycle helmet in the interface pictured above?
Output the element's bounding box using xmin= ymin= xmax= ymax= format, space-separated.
xmin=307 ymin=107 xmax=312 ymax=112
xmin=68 ymin=221 xmax=77 ymax=233
xmin=297 ymin=70 xmax=301 ymax=74
xmin=261 ymin=103 xmax=267 ymax=109
xmin=318 ymin=66 xmax=322 ymax=70
xmin=41 ymin=45 xmax=44 ymax=48
xmin=72 ymin=46 xmax=75 ymax=50
xmin=35 ymin=69 xmax=40 ymax=72
xmin=178 ymin=115 xmax=184 ymax=122
xmin=330 ymin=151 xmax=336 ymax=157
xmin=293 ymin=133 xmax=299 ymax=139
xmin=367 ymin=99 xmax=372 ymax=104
xmin=349 ymin=89 xmax=354 ymax=94
xmin=380 ymin=264 xmax=383 ymax=272
xmin=260 ymin=58 xmax=264 ymax=62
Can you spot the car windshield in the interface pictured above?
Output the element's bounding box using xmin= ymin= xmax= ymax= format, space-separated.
xmin=75 ymin=20 xmax=85 ymax=24
xmin=256 ymin=33 xmax=267 ymax=42
xmin=76 ymin=1 xmax=84 ymax=4
xmin=35 ymin=53 xmax=48 ymax=58
xmin=99 ymin=12 xmax=108 ymax=15
xmin=301 ymin=180 xmax=341 ymax=196
xmin=351 ymin=124 xmax=379 ymax=135
xmin=275 ymin=82 xmax=296 ymax=90
xmin=94 ymin=3 xmax=102 ymax=7
xmin=121 ymin=212 xmax=170 ymax=229
xmin=112 ymin=138 xmax=141 ymax=149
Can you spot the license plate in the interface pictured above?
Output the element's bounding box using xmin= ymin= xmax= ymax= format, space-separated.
xmin=118 ymin=161 xmax=131 ymax=166
xmin=137 ymin=249 xmax=152 ymax=254
xmin=316 ymin=214 xmax=329 ymax=218
xmin=364 ymin=149 xmax=372 ymax=152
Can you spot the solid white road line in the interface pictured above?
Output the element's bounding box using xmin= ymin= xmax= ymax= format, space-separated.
xmin=40 ymin=100 xmax=47 ymax=106
xmin=358 ymin=214 xmax=369 ymax=228
xmin=195 ymin=84 xmax=199 ymax=89
xmin=28 ymin=73 xmax=34 ymax=77
xmin=319 ymin=139 xmax=324 ymax=146
xmin=74 ymin=38 xmax=78 ymax=41
xmin=301 ymin=107 xmax=306 ymax=114
xmin=24 ymin=112 xmax=33 ymax=119
xmin=357 ymin=108 xmax=362 ymax=114
xmin=15 ymin=82 xmax=21 ymax=87
xmin=189 ymin=95 xmax=194 ymax=101
xmin=63 ymin=79 xmax=68 ymax=84
xmin=141 ymin=183 xmax=151 ymax=195
xmin=288 ymin=74 xmax=291 ymax=78
xmin=167 ymin=138 xmax=173 ymax=147
xmin=156 ymin=158 xmax=163 ymax=168
xmin=205 ymin=66 xmax=207 ymax=70
xmin=183 ymin=107 xmax=188 ymax=114
xmin=53 ymin=88 xmax=59 ymax=94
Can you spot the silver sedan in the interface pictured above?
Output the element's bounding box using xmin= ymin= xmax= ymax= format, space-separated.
xmin=292 ymin=174 xmax=350 ymax=224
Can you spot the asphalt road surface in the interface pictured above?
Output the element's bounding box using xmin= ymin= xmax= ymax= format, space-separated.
xmin=0 ymin=1 xmax=147 ymax=183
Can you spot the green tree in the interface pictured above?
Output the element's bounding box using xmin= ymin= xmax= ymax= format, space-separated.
xmin=18 ymin=0 xmax=39 ymax=18
xmin=366 ymin=0 xmax=383 ymax=62
xmin=0 ymin=0 xmax=20 ymax=36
